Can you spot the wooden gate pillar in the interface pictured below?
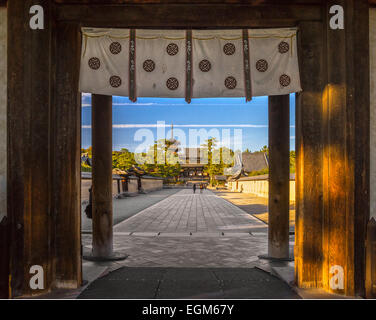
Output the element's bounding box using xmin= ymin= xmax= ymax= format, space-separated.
xmin=295 ymin=20 xmax=324 ymax=289
xmin=91 ymin=94 xmax=114 ymax=258
xmin=7 ymin=0 xmax=55 ymax=296
xmin=0 ymin=217 xmax=9 ymax=298
xmin=295 ymin=0 xmax=370 ymax=296
xmin=366 ymin=218 xmax=376 ymax=298
xmin=321 ymin=0 xmax=369 ymax=296
xmin=267 ymin=95 xmax=290 ymax=259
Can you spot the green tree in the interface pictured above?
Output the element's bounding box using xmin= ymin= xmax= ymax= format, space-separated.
xmin=257 ymin=146 xmax=296 ymax=173
xmin=81 ymin=147 xmax=92 ymax=172
xmin=201 ymin=138 xmax=221 ymax=186
xmin=112 ymin=148 xmax=136 ymax=171
xmin=260 ymin=145 xmax=269 ymax=155
xmin=290 ymin=150 xmax=296 ymax=173
xmin=133 ymin=140 xmax=181 ymax=179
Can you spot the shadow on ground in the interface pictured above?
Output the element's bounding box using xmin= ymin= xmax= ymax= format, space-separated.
xmin=81 ymin=188 xmax=181 ymax=231
xmin=213 ymin=190 xmax=295 ymax=231
xmin=78 ymin=267 xmax=300 ymax=299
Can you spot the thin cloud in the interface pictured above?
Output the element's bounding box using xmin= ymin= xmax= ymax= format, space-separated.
xmin=82 ymin=124 xmax=296 ymax=129
xmin=113 ymin=103 xmax=155 ymax=106
xmin=82 ymin=124 xmax=269 ymax=129
xmin=82 ymin=102 xmax=156 ymax=107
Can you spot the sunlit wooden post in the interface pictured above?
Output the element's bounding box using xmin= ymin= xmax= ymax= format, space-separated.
xmin=366 ymin=218 xmax=376 ymax=298
xmin=91 ymin=94 xmax=114 ymax=258
xmin=267 ymin=95 xmax=290 ymax=259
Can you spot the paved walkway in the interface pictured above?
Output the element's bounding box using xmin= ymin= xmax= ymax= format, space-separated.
xmin=82 ymin=189 xmax=294 ymax=269
xmin=80 ymin=189 xmax=296 ymax=299
xmin=113 ymin=189 xmax=267 ymax=234
xmin=81 ymin=188 xmax=181 ymax=231
xmin=213 ymin=190 xmax=296 ymax=228
xmin=79 ymin=267 xmax=300 ymax=299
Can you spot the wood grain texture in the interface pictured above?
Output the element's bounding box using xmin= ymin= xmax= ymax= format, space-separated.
xmin=0 ymin=217 xmax=9 ymax=298
xmin=7 ymin=0 xmax=53 ymax=296
xmin=323 ymin=0 xmax=352 ymax=295
xmin=7 ymin=0 xmax=27 ymax=297
xmin=352 ymin=0 xmax=370 ymax=297
xmin=53 ymin=22 xmax=82 ymax=289
xmin=53 ymin=0 xmax=324 ymax=5
xmin=365 ymin=218 xmax=376 ymax=298
xmin=268 ymin=95 xmax=290 ymax=259
xmin=322 ymin=0 xmax=370 ymax=296
xmin=0 ymin=1 xmax=8 ymax=300
xmin=92 ymin=94 xmax=114 ymax=258
xmin=55 ymin=3 xmax=321 ymax=26
xmin=295 ymin=20 xmax=324 ymax=289
xmin=5 ymin=0 xmax=371 ymax=297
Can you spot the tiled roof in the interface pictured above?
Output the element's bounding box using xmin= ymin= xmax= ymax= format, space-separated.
xmin=242 ymin=152 xmax=268 ymax=173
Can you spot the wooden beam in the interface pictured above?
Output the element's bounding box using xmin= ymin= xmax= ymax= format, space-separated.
xmin=7 ymin=0 xmax=28 ymax=297
xmin=365 ymin=218 xmax=376 ymax=298
xmin=268 ymin=95 xmax=290 ymax=259
xmin=54 ymin=0 xmax=323 ymax=4
xmin=53 ymin=22 xmax=82 ymax=289
xmin=323 ymin=0 xmax=352 ymax=296
xmin=322 ymin=0 xmax=370 ymax=296
xmin=7 ymin=0 xmax=53 ymax=296
xmin=55 ymin=4 xmax=322 ymax=27
xmin=92 ymin=94 xmax=114 ymax=258
xmin=352 ymin=0 xmax=370 ymax=297
xmin=0 ymin=0 xmax=8 ymax=300
xmin=0 ymin=217 xmax=9 ymax=298
xmin=295 ymin=20 xmax=324 ymax=288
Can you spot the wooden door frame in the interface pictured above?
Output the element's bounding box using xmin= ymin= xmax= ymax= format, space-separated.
xmin=4 ymin=0 xmax=370 ymax=297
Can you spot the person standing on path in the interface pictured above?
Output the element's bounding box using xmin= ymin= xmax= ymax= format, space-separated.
xmin=193 ymin=184 xmax=196 ymax=193
xmin=85 ymin=186 xmax=93 ymax=219
xmin=200 ymin=183 xmax=203 ymax=194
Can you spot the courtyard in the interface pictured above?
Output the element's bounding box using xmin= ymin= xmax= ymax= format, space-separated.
xmin=78 ymin=188 xmax=297 ymax=299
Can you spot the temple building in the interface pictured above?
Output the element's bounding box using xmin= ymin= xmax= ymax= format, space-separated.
xmin=179 ymin=148 xmax=209 ymax=181
xmin=225 ymin=151 xmax=269 ymax=179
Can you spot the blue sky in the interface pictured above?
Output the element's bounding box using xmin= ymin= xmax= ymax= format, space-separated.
xmin=82 ymin=93 xmax=295 ymax=152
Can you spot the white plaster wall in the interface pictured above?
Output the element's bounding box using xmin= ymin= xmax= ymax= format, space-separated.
xmin=370 ymin=9 xmax=376 ymax=219
xmin=0 ymin=7 xmax=7 ymax=222
xmin=128 ymin=178 xmax=139 ymax=194
xmin=228 ymin=180 xmax=295 ymax=202
xmin=141 ymin=178 xmax=163 ymax=192
xmin=81 ymin=179 xmax=122 ymax=203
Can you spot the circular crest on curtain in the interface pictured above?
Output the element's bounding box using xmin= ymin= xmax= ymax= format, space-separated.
xmin=109 ymin=75 xmax=122 ymax=88
xmin=224 ymin=76 xmax=237 ymax=89
xmin=109 ymin=42 xmax=122 ymax=54
xmin=166 ymin=77 xmax=179 ymax=90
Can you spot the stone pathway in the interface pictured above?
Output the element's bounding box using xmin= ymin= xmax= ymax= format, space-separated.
xmin=81 ymin=188 xmax=181 ymax=231
xmin=82 ymin=189 xmax=294 ymax=270
xmin=213 ymin=189 xmax=296 ymax=228
xmin=36 ymin=191 xmax=328 ymax=299
xmin=78 ymin=267 xmax=300 ymax=299
xmin=113 ymin=189 xmax=267 ymax=234
xmin=80 ymin=189 xmax=297 ymax=299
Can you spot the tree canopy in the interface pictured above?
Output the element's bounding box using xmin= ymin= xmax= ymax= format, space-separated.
xmin=81 ymin=144 xmax=296 ymax=179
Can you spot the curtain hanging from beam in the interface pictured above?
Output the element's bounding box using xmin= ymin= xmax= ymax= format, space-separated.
xmin=79 ymin=27 xmax=301 ymax=102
